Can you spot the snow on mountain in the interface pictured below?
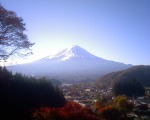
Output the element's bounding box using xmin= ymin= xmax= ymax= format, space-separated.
xmin=42 ymin=45 xmax=100 ymax=61
xmin=53 ymin=45 xmax=86 ymax=61
xmin=7 ymin=45 xmax=133 ymax=82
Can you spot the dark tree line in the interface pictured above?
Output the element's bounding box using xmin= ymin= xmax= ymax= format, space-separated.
xmin=0 ymin=4 xmax=66 ymax=120
xmin=0 ymin=67 xmax=66 ymax=120
xmin=112 ymin=79 xmax=145 ymax=97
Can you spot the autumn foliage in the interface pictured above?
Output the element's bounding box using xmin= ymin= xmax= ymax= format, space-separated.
xmin=97 ymin=95 xmax=131 ymax=120
xmin=32 ymin=101 xmax=98 ymax=120
xmin=0 ymin=4 xmax=34 ymax=60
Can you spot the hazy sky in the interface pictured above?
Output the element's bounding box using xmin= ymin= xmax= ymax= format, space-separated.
xmin=1 ymin=0 xmax=150 ymax=65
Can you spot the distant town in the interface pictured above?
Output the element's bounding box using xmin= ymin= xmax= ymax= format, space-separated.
xmin=61 ymin=82 xmax=150 ymax=120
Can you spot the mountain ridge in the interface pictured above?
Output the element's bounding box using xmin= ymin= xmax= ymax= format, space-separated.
xmin=7 ymin=45 xmax=132 ymax=82
xmin=39 ymin=45 xmax=103 ymax=62
xmin=98 ymin=65 xmax=150 ymax=87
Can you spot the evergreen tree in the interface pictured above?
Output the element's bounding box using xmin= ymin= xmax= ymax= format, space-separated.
xmin=112 ymin=79 xmax=145 ymax=97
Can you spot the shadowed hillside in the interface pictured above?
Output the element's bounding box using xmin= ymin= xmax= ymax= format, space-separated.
xmin=0 ymin=67 xmax=66 ymax=120
xmin=98 ymin=65 xmax=150 ymax=88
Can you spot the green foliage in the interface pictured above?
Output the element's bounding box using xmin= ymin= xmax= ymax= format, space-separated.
xmin=112 ymin=79 xmax=145 ymax=97
xmin=113 ymin=95 xmax=128 ymax=111
xmin=0 ymin=67 xmax=66 ymax=120
xmin=98 ymin=95 xmax=132 ymax=120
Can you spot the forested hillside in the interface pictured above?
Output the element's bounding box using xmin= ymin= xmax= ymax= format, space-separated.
xmin=98 ymin=65 xmax=150 ymax=88
xmin=0 ymin=67 xmax=66 ymax=120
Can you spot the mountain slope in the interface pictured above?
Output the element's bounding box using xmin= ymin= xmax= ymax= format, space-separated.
xmin=98 ymin=65 xmax=150 ymax=87
xmin=43 ymin=45 xmax=101 ymax=61
xmin=7 ymin=45 xmax=132 ymax=82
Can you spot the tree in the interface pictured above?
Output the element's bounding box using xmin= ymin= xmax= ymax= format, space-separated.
xmin=98 ymin=96 xmax=132 ymax=120
xmin=94 ymin=94 xmax=108 ymax=109
xmin=0 ymin=4 xmax=34 ymax=60
xmin=0 ymin=68 xmax=66 ymax=120
xmin=113 ymin=95 xmax=128 ymax=111
xmin=112 ymin=79 xmax=145 ymax=97
xmin=99 ymin=106 xmax=121 ymax=120
xmin=32 ymin=102 xmax=98 ymax=120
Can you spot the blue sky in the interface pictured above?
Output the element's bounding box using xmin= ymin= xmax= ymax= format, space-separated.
xmin=1 ymin=0 xmax=150 ymax=65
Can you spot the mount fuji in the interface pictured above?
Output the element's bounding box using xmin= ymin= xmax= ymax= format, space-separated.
xmin=7 ymin=45 xmax=132 ymax=82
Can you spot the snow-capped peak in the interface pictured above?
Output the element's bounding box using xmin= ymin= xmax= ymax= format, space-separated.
xmin=54 ymin=45 xmax=84 ymax=61
xmin=44 ymin=45 xmax=99 ymax=61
